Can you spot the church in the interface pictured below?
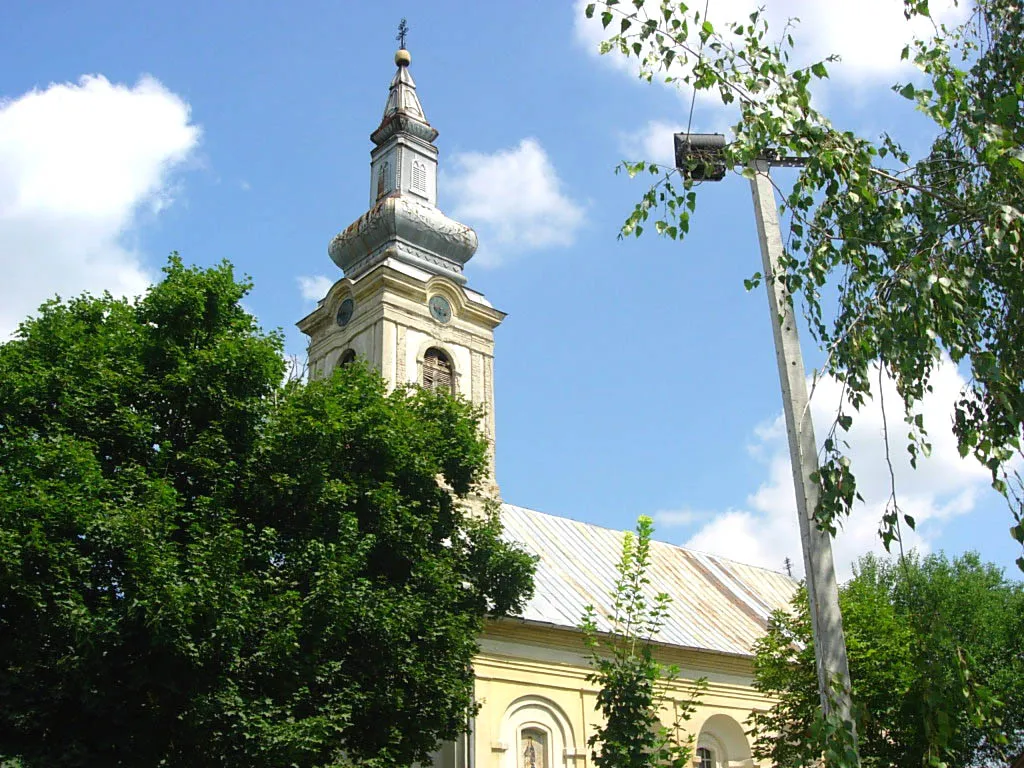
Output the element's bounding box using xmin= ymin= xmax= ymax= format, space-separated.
xmin=297 ymin=45 xmax=797 ymax=768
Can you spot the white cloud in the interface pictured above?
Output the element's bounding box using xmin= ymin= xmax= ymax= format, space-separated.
xmin=573 ymin=0 xmax=647 ymax=79
xmin=297 ymin=274 xmax=334 ymax=304
xmin=786 ymin=0 xmax=968 ymax=79
xmin=0 ymin=74 xmax=199 ymax=337
xmin=681 ymin=359 xmax=992 ymax=580
xmin=573 ymin=0 xmax=968 ymax=85
xmin=653 ymin=507 xmax=713 ymax=527
xmin=444 ymin=138 xmax=585 ymax=267
xmin=576 ymin=0 xmax=968 ymax=157
xmin=619 ymin=120 xmax=678 ymax=166
xmin=572 ymin=0 xmax=734 ymax=113
xmin=617 ymin=113 xmax=740 ymax=166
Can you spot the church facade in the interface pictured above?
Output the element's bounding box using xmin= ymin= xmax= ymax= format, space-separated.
xmin=297 ymin=47 xmax=796 ymax=768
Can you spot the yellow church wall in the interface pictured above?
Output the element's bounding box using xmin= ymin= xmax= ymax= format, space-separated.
xmin=472 ymin=619 xmax=771 ymax=768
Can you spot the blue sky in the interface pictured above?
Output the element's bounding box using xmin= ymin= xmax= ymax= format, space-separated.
xmin=1 ymin=0 xmax=1019 ymax=580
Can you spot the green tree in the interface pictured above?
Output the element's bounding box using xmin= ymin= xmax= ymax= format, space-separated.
xmin=582 ymin=0 xmax=1024 ymax=569
xmin=749 ymin=552 xmax=1024 ymax=767
xmin=0 ymin=256 xmax=535 ymax=768
xmin=581 ymin=517 xmax=705 ymax=768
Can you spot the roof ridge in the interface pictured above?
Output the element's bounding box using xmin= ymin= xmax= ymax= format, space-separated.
xmin=500 ymin=501 xmax=795 ymax=582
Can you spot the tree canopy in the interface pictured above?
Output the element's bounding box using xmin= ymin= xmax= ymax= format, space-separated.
xmin=584 ymin=0 xmax=1024 ymax=569
xmin=0 ymin=256 xmax=535 ymax=767
xmin=749 ymin=552 xmax=1024 ymax=767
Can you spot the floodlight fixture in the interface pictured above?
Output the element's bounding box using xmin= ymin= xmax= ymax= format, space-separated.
xmin=674 ymin=132 xmax=809 ymax=180
xmin=673 ymin=132 xmax=727 ymax=181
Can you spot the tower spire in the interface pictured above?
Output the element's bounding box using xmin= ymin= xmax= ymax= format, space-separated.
xmin=373 ymin=41 xmax=437 ymax=147
xmin=327 ymin=44 xmax=477 ymax=284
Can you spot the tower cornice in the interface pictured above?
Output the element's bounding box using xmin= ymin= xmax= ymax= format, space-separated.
xmin=298 ymin=264 xmax=506 ymax=343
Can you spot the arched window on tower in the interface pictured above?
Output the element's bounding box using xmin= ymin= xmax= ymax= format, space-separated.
xmin=338 ymin=349 xmax=356 ymax=367
xmin=422 ymin=347 xmax=454 ymax=393
xmin=376 ymin=160 xmax=391 ymax=200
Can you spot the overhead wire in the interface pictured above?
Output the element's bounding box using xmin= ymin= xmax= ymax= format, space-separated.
xmin=684 ymin=0 xmax=712 ymax=140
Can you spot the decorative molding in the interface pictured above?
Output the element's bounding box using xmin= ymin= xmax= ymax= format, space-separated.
xmin=395 ymin=323 xmax=407 ymax=383
xmin=371 ymin=112 xmax=438 ymax=145
xmin=329 ymin=195 xmax=477 ymax=283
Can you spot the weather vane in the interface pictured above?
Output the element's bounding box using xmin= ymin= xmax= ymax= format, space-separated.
xmin=396 ymin=18 xmax=408 ymax=49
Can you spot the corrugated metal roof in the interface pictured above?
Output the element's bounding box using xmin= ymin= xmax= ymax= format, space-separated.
xmin=499 ymin=504 xmax=798 ymax=658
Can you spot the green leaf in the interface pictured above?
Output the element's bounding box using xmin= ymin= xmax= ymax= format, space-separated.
xmin=593 ymin=0 xmax=1024 ymax=582
xmin=0 ymin=256 xmax=536 ymax=766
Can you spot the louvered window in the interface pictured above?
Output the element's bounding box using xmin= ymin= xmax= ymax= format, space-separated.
xmin=422 ymin=347 xmax=453 ymax=393
xmin=412 ymin=160 xmax=427 ymax=193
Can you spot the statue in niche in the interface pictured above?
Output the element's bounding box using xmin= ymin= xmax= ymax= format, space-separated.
xmin=521 ymin=728 xmax=546 ymax=768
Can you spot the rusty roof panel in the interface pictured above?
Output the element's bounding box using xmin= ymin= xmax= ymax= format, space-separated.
xmin=499 ymin=504 xmax=798 ymax=658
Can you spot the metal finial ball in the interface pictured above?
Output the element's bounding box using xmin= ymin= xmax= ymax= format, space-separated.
xmin=395 ymin=49 xmax=411 ymax=66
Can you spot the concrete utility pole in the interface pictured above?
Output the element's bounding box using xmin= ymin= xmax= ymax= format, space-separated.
xmin=749 ymin=158 xmax=856 ymax=733
xmin=674 ymin=136 xmax=857 ymax=751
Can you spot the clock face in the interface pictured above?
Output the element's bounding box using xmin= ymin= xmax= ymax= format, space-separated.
xmin=429 ymin=295 xmax=452 ymax=324
xmin=336 ymin=298 xmax=355 ymax=327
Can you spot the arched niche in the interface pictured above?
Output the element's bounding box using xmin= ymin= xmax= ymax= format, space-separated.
xmin=695 ymin=713 xmax=753 ymax=768
xmin=498 ymin=695 xmax=578 ymax=768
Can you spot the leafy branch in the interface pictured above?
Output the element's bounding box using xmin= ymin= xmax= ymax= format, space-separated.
xmin=585 ymin=0 xmax=1024 ymax=569
xmin=581 ymin=517 xmax=706 ymax=768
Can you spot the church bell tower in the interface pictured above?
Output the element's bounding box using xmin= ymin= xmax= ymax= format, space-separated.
xmin=297 ymin=44 xmax=504 ymax=492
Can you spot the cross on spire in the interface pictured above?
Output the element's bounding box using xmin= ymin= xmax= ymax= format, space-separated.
xmin=396 ymin=18 xmax=408 ymax=49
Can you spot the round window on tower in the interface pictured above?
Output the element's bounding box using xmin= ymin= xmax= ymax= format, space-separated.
xmin=336 ymin=298 xmax=355 ymax=327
